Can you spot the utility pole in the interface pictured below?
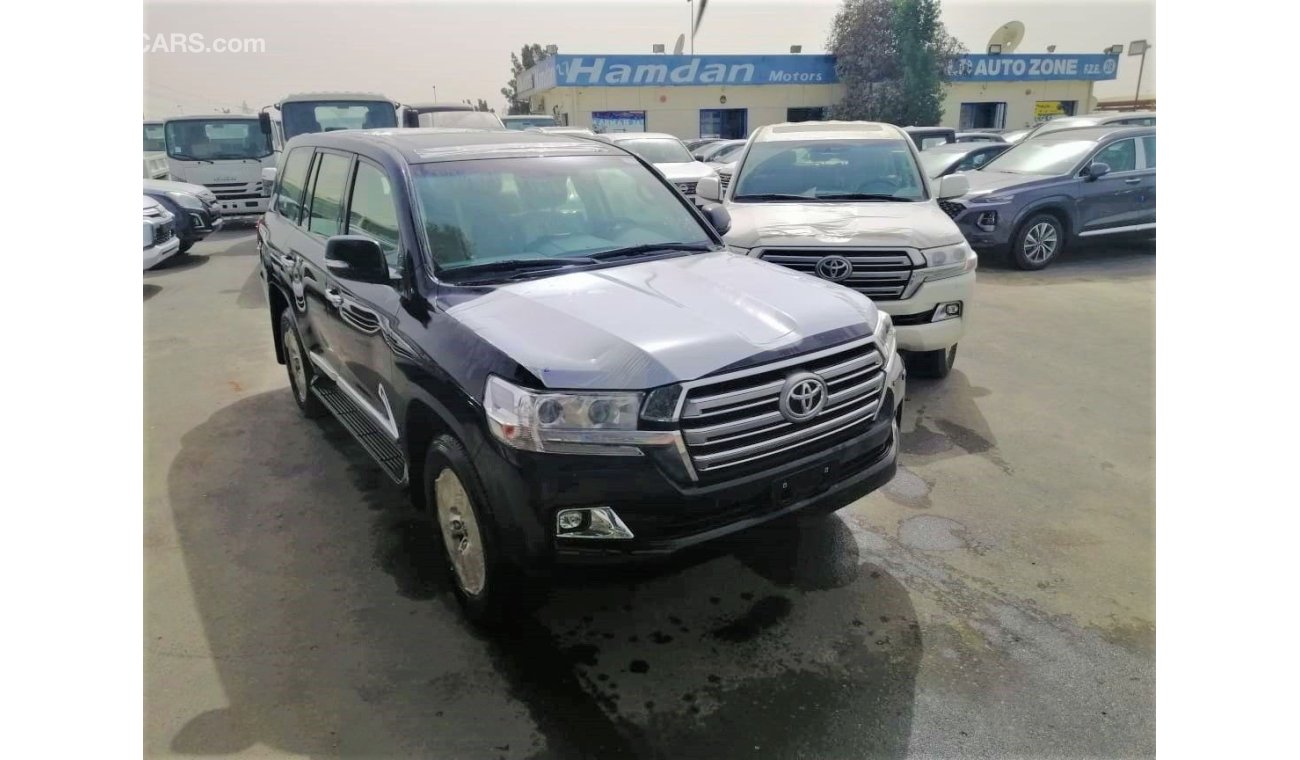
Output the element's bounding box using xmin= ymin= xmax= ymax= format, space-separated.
xmin=688 ymin=0 xmax=694 ymax=55
xmin=1128 ymin=40 xmax=1149 ymax=111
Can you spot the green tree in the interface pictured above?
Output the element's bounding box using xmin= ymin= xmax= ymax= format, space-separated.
xmin=500 ymin=43 xmax=556 ymax=115
xmin=828 ymin=0 xmax=963 ymax=125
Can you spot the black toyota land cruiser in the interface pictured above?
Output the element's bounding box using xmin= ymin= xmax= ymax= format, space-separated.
xmin=257 ymin=129 xmax=904 ymax=623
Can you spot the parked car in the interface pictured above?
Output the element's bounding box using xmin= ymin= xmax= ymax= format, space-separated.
xmin=1003 ymin=111 xmax=1156 ymax=145
xmin=917 ymin=142 xmax=1011 ymax=179
xmin=941 ymin=125 xmax=1155 ymax=269
xmin=698 ymin=139 xmax=748 ymax=167
xmin=143 ymin=196 xmax=181 ymax=270
xmin=258 ymin=129 xmax=904 ymax=623
xmin=143 ymin=179 xmax=223 ymax=253
xmin=403 ymin=102 xmax=505 ymax=130
xmin=903 ymin=126 xmax=957 ymax=151
xmin=955 ymin=131 xmax=1007 ymax=144
xmin=686 ymin=138 xmax=722 ymax=156
xmin=697 ymin=120 xmax=977 ymax=379
xmin=501 ymin=114 xmax=559 ymax=130
xmin=600 ymin=132 xmax=717 ymax=203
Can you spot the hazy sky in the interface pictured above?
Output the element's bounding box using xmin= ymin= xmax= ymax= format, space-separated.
xmin=143 ymin=0 xmax=1155 ymax=118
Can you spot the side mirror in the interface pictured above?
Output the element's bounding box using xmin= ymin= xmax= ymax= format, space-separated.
xmin=325 ymin=236 xmax=390 ymax=284
xmin=1084 ymin=162 xmax=1111 ymax=180
xmin=696 ymin=175 xmax=722 ymax=202
xmin=937 ymin=173 xmax=970 ymax=199
xmin=402 ymin=109 xmax=421 ymax=128
xmin=258 ymin=111 xmax=272 ymax=138
xmin=701 ymin=203 xmax=731 ymax=236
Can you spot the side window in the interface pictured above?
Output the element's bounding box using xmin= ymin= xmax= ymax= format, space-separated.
xmin=347 ymin=162 xmax=402 ymax=271
xmin=1092 ymin=139 xmax=1137 ymax=173
xmin=1141 ymin=136 xmax=1156 ymax=169
xmin=274 ymin=147 xmax=313 ymax=223
xmin=307 ymin=153 xmax=351 ymax=236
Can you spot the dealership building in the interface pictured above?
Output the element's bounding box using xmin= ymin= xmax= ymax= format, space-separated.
xmin=514 ymin=51 xmax=1120 ymax=139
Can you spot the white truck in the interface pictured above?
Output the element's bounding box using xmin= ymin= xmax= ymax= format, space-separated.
xmin=143 ymin=121 xmax=169 ymax=180
xmin=259 ymin=92 xmax=400 ymax=151
xmin=161 ymin=114 xmax=277 ymax=219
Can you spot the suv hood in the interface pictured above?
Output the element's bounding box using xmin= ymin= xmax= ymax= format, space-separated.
xmin=144 ymin=178 xmax=213 ymax=197
xmin=959 ymin=169 xmax=1066 ymax=198
xmin=443 ymin=252 xmax=880 ymax=390
xmin=724 ymin=200 xmax=964 ymax=250
xmin=653 ymin=162 xmax=717 ymax=182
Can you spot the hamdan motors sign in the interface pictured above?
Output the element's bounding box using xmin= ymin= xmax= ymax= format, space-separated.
xmin=947 ymin=53 xmax=1120 ymax=82
xmin=541 ymin=54 xmax=839 ymax=88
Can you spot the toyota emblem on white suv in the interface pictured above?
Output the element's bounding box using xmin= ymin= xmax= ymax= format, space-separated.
xmin=778 ymin=372 xmax=827 ymax=423
xmin=815 ymin=255 xmax=853 ymax=282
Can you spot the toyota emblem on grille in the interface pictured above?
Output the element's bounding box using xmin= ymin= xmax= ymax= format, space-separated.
xmin=778 ymin=372 xmax=827 ymax=423
xmin=815 ymin=255 xmax=853 ymax=282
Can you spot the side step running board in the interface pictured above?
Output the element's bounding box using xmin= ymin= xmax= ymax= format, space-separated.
xmin=312 ymin=379 xmax=408 ymax=484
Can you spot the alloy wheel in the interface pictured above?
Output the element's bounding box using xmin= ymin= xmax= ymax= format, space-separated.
xmin=1022 ymin=221 xmax=1059 ymax=263
xmin=435 ymin=469 xmax=487 ymax=596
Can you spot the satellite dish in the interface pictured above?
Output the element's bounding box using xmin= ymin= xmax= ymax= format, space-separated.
xmin=987 ymin=21 xmax=1025 ymax=53
xmin=673 ymin=34 xmax=686 ymax=55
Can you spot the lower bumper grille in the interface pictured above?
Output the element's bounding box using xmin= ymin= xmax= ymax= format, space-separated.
xmin=938 ymin=200 xmax=964 ymax=219
xmin=759 ymin=248 xmax=916 ymax=301
xmin=679 ymin=339 xmax=886 ymax=479
xmin=153 ymin=222 xmax=175 ymax=245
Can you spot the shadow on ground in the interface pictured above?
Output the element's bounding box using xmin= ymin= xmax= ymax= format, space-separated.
xmin=144 ymin=284 xmax=162 ymax=301
xmin=158 ymin=390 xmax=921 ymax=758
xmin=146 ymin=253 xmax=210 ymax=275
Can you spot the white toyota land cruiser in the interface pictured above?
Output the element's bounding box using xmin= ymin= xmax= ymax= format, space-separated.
xmin=697 ymin=121 xmax=977 ymax=378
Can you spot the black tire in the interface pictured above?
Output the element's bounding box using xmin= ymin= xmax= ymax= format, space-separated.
xmin=905 ymin=344 xmax=957 ymax=379
xmin=178 ymin=240 xmax=195 ymax=254
xmin=279 ymin=309 xmax=326 ymax=418
xmin=1010 ymin=213 xmax=1066 ymax=270
xmin=423 ymin=435 xmax=535 ymax=627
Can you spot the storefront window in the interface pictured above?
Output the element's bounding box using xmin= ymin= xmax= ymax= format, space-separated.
xmin=699 ymin=109 xmax=748 ymax=139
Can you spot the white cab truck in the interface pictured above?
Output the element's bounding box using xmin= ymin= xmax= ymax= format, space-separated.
xmin=697 ymin=121 xmax=977 ymax=378
xmin=259 ymin=92 xmax=400 ymax=151
xmin=142 ymin=196 xmax=180 ymax=270
xmin=162 ymin=114 xmax=276 ymax=219
xmin=143 ymin=121 xmax=169 ymax=180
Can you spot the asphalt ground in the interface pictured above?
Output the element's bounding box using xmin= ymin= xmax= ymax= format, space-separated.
xmin=144 ymin=227 xmax=1155 ymax=758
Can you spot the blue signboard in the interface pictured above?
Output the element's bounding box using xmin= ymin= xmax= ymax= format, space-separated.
xmin=528 ymin=54 xmax=839 ymax=91
xmin=946 ymin=54 xmax=1119 ymax=82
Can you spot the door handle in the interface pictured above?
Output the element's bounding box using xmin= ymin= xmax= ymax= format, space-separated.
xmin=1124 ymin=177 xmax=1142 ymax=185
xmin=325 ymin=288 xmax=344 ymax=308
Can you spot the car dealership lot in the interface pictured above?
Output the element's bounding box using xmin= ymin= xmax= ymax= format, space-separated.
xmin=145 ymin=229 xmax=1153 ymax=758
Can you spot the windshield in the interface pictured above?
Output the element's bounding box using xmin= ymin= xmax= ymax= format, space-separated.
xmin=616 ymin=138 xmax=693 ymax=164
xmin=733 ymin=139 xmax=926 ymax=201
xmin=144 ymin=124 xmax=166 ymax=152
xmin=412 ymin=155 xmax=713 ymax=273
xmin=423 ymin=111 xmax=502 ymax=129
xmin=503 ymin=116 xmax=558 ymax=130
xmin=981 ymin=138 xmax=1096 ymax=175
xmin=918 ymin=150 xmax=962 ymax=178
xmin=164 ymin=119 xmax=272 ymax=161
xmin=280 ymin=100 xmax=397 ymax=140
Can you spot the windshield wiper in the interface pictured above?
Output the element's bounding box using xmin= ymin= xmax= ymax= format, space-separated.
xmin=814 ymin=193 xmax=913 ymax=201
xmin=588 ymin=242 xmax=717 ymax=261
xmin=441 ymin=257 xmax=599 ymax=282
xmin=169 ymin=153 xmax=212 ymax=164
xmin=732 ymin=193 xmax=814 ymax=202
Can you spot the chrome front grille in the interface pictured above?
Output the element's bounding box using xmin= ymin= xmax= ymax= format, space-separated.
xmin=674 ymin=181 xmax=698 ymax=196
xmin=205 ymin=181 xmax=262 ymax=199
xmin=719 ymin=173 xmax=732 ymax=192
xmin=679 ymin=340 xmax=885 ymax=477
xmin=153 ymin=222 xmax=174 ymax=245
xmin=759 ymin=248 xmax=916 ymax=301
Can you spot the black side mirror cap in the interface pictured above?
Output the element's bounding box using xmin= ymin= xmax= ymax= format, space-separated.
xmin=402 ymin=110 xmax=421 ymax=128
xmin=258 ymin=111 xmax=272 ymax=138
xmin=1084 ymin=161 xmax=1112 ymax=180
xmin=701 ymin=204 xmax=731 ymax=236
xmin=325 ymin=236 xmax=390 ymax=284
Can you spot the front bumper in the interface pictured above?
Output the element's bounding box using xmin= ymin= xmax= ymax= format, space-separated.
xmin=948 ymin=203 xmax=1016 ymax=250
xmin=471 ymin=359 xmax=906 ymax=569
xmin=143 ymin=235 xmax=181 ymax=270
xmin=180 ymin=207 xmax=224 ymax=242
xmin=875 ymin=271 xmax=974 ymax=352
xmin=213 ymin=196 xmax=270 ymax=217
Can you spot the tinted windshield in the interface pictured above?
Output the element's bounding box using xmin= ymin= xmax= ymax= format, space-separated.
xmin=280 ymin=100 xmax=397 ymax=140
xmin=144 ymin=124 xmax=166 ymax=152
xmin=412 ymin=155 xmax=712 ymax=271
xmin=423 ymin=111 xmax=502 ymax=129
xmin=710 ymin=142 xmax=746 ymax=163
xmin=617 ymin=138 xmax=693 ymax=164
xmin=918 ymin=150 xmax=963 ymax=178
xmin=503 ymin=116 xmax=558 ymax=130
xmin=982 ymin=138 xmax=1096 ymax=175
xmin=733 ymin=139 xmax=926 ymax=201
xmin=164 ymin=119 xmax=272 ymax=160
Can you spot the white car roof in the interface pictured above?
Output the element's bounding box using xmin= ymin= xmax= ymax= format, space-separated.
xmin=752 ymin=120 xmax=908 ymax=142
xmin=278 ymin=92 xmax=393 ymax=105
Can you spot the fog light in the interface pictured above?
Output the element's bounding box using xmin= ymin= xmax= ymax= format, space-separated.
xmin=931 ymin=301 xmax=963 ymax=322
xmin=557 ymin=510 xmax=586 ymax=532
xmin=977 ymin=211 xmax=998 ymax=231
xmin=555 ymin=507 xmax=634 ymax=539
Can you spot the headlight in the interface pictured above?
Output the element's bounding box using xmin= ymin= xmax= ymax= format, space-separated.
xmin=970 ymin=193 xmax=1015 ymax=205
xmin=875 ymin=311 xmax=897 ymax=363
xmin=917 ymin=241 xmax=978 ymax=283
xmin=725 ymin=245 xmax=752 ymax=255
xmin=165 ymin=191 xmax=204 ymax=210
xmin=485 ymin=376 xmax=653 ymax=455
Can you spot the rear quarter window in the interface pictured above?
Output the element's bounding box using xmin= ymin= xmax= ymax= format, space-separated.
xmin=275 ymin=147 xmax=314 ymax=223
